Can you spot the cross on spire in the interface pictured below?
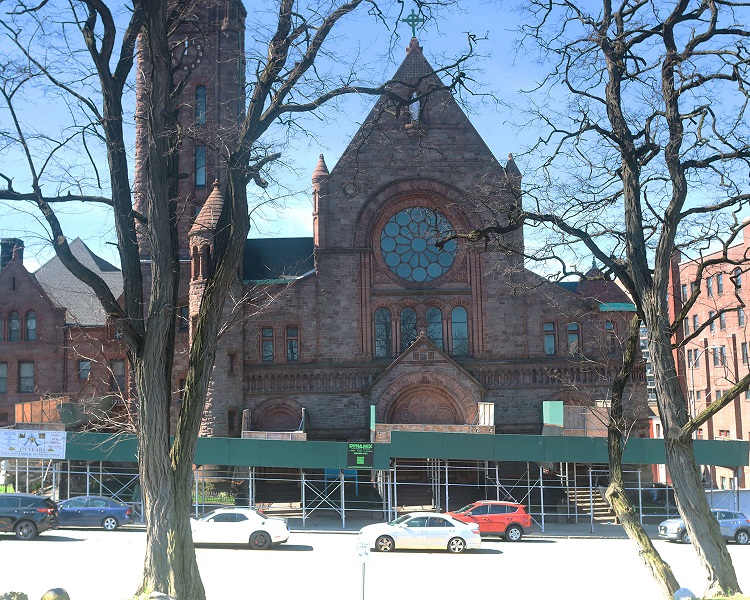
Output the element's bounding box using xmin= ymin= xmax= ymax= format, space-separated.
xmin=401 ymin=9 xmax=426 ymax=38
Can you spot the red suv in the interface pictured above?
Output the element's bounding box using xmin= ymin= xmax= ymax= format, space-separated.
xmin=448 ymin=501 xmax=533 ymax=541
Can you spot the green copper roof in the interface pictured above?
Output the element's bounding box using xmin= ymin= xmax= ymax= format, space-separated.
xmin=599 ymin=302 xmax=637 ymax=312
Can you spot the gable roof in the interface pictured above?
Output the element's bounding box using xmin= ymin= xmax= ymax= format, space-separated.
xmin=332 ymin=39 xmax=503 ymax=178
xmin=243 ymin=238 xmax=315 ymax=282
xmin=366 ymin=331 xmax=483 ymax=396
xmin=34 ymin=238 xmax=123 ymax=326
xmin=0 ymin=251 xmax=59 ymax=315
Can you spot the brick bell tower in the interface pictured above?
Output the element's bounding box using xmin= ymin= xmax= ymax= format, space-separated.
xmin=134 ymin=0 xmax=246 ymax=259
xmin=133 ymin=0 xmax=246 ymax=435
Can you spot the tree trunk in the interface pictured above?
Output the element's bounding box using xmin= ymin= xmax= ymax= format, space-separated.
xmin=646 ymin=299 xmax=741 ymax=598
xmin=605 ymin=316 xmax=681 ymax=600
xmin=134 ymin=1 xmax=207 ymax=596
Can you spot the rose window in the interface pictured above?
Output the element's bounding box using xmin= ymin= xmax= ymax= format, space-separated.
xmin=379 ymin=207 xmax=457 ymax=282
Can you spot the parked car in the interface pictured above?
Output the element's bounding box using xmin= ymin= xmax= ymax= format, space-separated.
xmin=0 ymin=493 xmax=59 ymax=540
xmin=658 ymin=509 xmax=750 ymax=545
xmin=358 ymin=512 xmax=481 ymax=554
xmin=447 ymin=500 xmax=533 ymax=541
xmin=57 ymin=495 xmax=134 ymax=530
xmin=190 ymin=507 xmax=290 ymax=549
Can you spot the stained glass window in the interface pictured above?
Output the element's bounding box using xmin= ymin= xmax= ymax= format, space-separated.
xmin=400 ymin=307 xmax=417 ymax=352
xmin=380 ymin=207 xmax=456 ymax=282
xmin=374 ymin=308 xmax=392 ymax=357
xmin=451 ymin=307 xmax=468 ymax=355
xmin=426 ymin=307 xmax=443 ymax=349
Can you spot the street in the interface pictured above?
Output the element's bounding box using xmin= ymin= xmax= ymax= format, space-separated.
xmin=1 ymin=528 xmax=749 ymax=599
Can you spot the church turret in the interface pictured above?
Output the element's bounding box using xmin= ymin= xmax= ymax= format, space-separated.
xmin=188 ymin=180 xmax=224 ymax=330
xmin=312 ymin=154 xmax=329 ymax=249
xmin=187 ymin=179 xmax=242 ymax=438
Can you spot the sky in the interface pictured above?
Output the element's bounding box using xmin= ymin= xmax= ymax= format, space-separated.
xmin=0 ymin=0 xmax=539 ymax=271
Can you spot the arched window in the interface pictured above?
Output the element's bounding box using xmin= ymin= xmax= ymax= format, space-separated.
xmin=374 ymin=308 xmax=392 ymax=358
xmin=195 ymin=145 xmax=206 ymax=187
xmin=544 ymin=322 xmax=556 ymax=355
xmin=426 ymin=307 xmax=443 ymax=349
xmin=400 ymin=307 xmax=417 ymax=353
xmin=201 ymin=245 xmax=212 ymax=278
xmin=568 ymin=323 xmax=580 ymax=355
xmin=8 ymin=311 xmax=20 ymax=342
xmin=195 ymin=86 xmax=207 ymax=125
xmin=191 ymin=246 xmax=201 ymax=280
xmin=605 ymin=320 xmax=616 ymax=354
xmin=25 ymin=311 xmax=36 ymax=341
xmin=451 ymin=306 xmax=468 ymax=355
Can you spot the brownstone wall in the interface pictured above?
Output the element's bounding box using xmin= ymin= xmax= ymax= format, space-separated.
xmin=0 ymin=258 xmax=66 ymax=425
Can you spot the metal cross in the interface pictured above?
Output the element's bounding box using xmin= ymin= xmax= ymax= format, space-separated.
xmin=401 ymin=9 xmax=426 ymax=38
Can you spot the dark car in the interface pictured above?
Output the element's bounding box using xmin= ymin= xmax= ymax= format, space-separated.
xmin=0 ymin=493 xmax=59 ymax=540
xmin=57 ymin=495 xmax=134 ymax=530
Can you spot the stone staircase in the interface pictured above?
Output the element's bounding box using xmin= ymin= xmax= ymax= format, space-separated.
xmin=566 ymin=487 xmax=616 ymax=523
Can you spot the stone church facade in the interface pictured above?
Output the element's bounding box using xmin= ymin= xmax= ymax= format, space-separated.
xmin=0 ymin=0 xmax=646 ymax=441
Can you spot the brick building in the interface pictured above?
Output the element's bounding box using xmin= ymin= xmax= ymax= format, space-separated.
xmin=1 ymin=1 xmax=646 ymax=449
xmin=0 ymin=238 xmax=128 ymax=428
xmin=669 ymin=229 xmax=750 ymax=489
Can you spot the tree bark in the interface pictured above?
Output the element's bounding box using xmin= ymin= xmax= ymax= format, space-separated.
xmin=606 ymin=316 xmax=681 ymax=600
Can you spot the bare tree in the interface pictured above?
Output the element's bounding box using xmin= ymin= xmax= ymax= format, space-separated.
xmin=0 ymin=0 xmax=474 ymax=597
xmin=440 ymin=1 xmax=750 ymax=597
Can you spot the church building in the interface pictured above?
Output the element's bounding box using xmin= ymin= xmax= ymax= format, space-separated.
xmin=0 ymin=0 xmax=646 ymax=447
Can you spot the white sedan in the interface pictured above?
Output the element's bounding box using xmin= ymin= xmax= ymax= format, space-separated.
xmin=358 ymin=512 xmax=481 ymax=553
xmin=191 ymin=507 xmax=290 ymax=549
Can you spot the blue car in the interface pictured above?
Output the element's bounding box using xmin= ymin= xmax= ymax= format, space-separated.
xmin=57 ymin=495 xmax=134 ymax=531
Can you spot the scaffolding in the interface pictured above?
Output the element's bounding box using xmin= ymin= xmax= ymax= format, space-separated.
xmin=4 ymin=457 xmax=744 ymax=532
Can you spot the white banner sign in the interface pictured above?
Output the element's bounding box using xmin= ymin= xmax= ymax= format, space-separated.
xmin=0 ymin=430 xmax=67 ymax=459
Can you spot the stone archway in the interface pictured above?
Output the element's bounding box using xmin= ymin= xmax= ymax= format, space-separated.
xmin=386 ymin=385 xmax=461 ymax=424
xmin=253 ymin=399 xmax=303 ymax=431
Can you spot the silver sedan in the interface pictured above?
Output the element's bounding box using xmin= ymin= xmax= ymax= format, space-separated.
xmin=658 ymin=509 xmax=750 ymax=545
xmin=358 ymin=512 xmax=482 ymax=553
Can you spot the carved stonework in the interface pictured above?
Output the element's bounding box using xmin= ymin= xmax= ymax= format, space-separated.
xmin=388 ymin=386 xmax=460 ymax=424
xmin=258 ymin=409 xmax=299 ymax=432
xmin=252 ymin=398 xmax=304 ymax=431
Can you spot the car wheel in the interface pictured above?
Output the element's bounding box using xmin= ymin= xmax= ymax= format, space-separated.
xmin=505 ymin=525 xmax=523 ymax=542
xmin=735 ymin=530 xmax=750 ymax=545
xmin=14 ymin=520 xmax=37 ymax=541
xmin=102 ymin=516 xmax=119 ymax=531
xmin=249 ymin=531 xmax=271 ymax=550
xmin=375 ymin=535 xmax=394 ymax=552
xmin=681 ymin=530 xmax=691 ymax=544
xmin=447 ymin=537 xmax=466 ymax=554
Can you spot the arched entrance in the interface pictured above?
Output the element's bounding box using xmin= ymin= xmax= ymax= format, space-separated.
xmin=386 ymin=385 xmax=461 ymax=424
xmin=253 ymin=399 xmax=303 ymax=431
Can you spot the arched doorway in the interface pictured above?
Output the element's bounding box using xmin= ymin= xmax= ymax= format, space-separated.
xmin=386 ymin=385 xmax=461 ymax=424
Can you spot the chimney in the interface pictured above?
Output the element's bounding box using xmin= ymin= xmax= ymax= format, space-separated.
xmin=0 ymin=238 xmax=24 ymax=270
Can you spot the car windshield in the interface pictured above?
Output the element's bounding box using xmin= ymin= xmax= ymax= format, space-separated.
xmin=388 ymin=514 xmax=413 ymax=526
xmin=454 ymin=504 xmax=475 ymax=514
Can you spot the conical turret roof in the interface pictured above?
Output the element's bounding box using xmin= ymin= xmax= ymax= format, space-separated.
xmin=190 ymin=181 xmax=224 ymax=236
